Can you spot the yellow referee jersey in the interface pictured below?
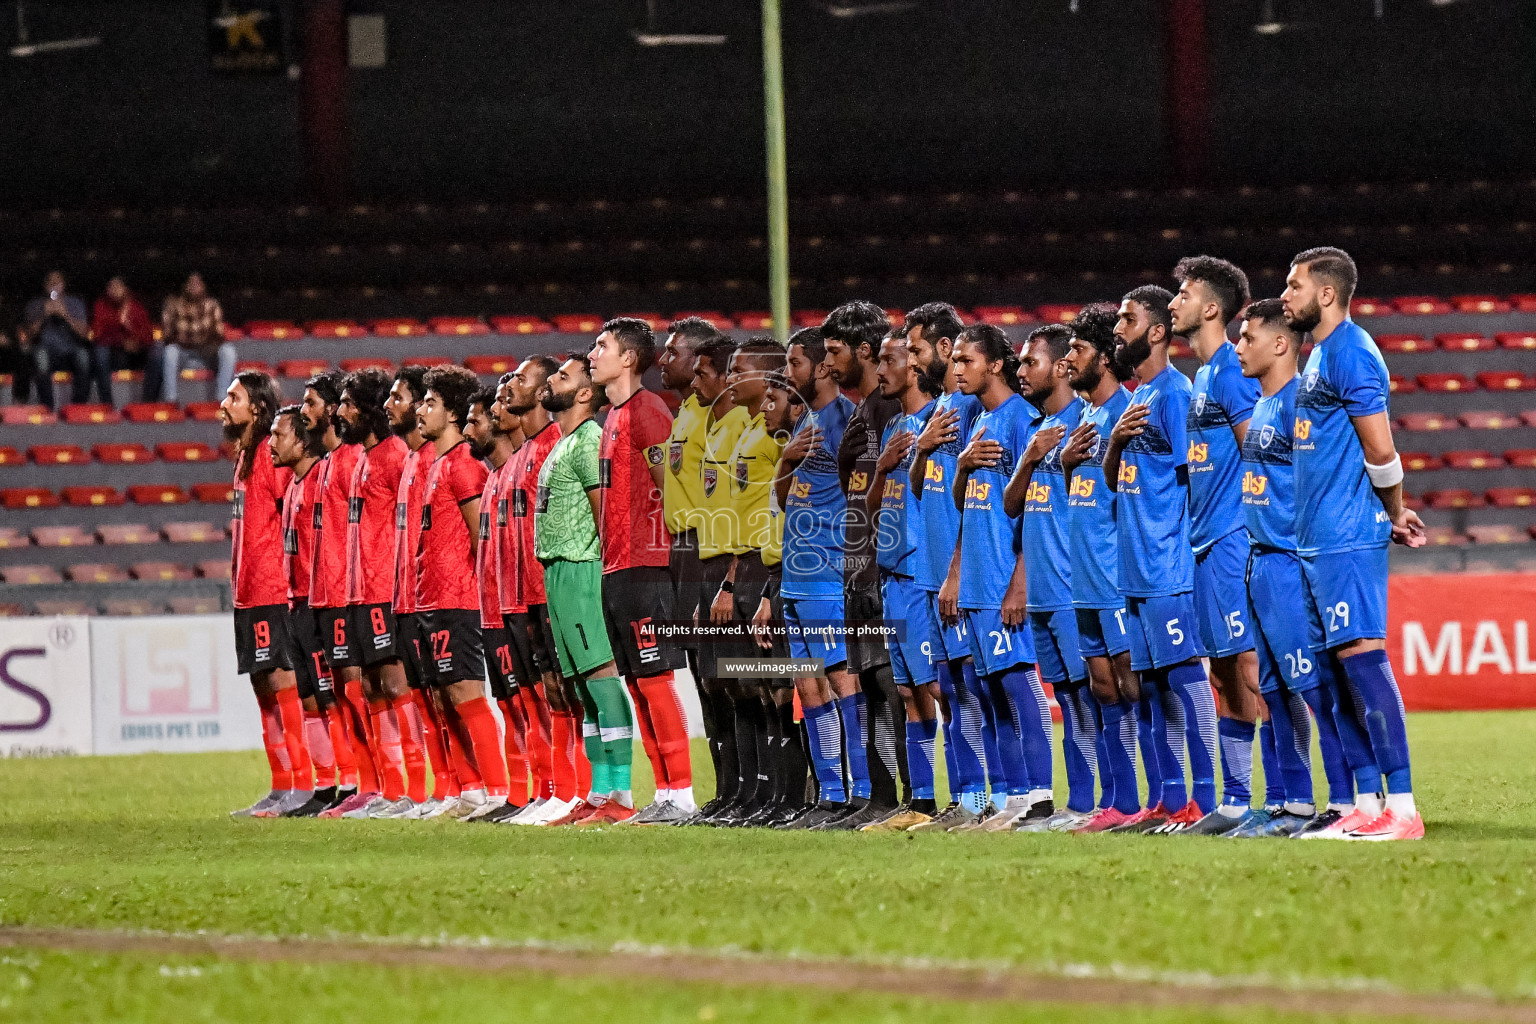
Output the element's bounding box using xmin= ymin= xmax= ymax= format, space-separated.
xmin=730 ymin=411 xmax=786 ymax=559
xmin=696 ymin=404 xmax=751 ymax=560
xmin=663 ymin=393 xmax=707 ymax=537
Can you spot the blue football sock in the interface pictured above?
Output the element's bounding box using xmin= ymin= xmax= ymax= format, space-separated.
xmin=803 ymin=701 xmax=846 ymax=804
xmin=1166 ymin=661 xmax=1217 ymax=814
xmin=835 ymin=693 xmax=872 ymax=801
xmin=1151 ymin=682 xmax=1189 ymax=811
xmin=1300 ymin=683 xmax=1354 ymax=807
xmin=1340 ymin=649 xmax=1412 ymax=796
xmin=1321 ymin=650 xmax=1382 ymax=796
xmin=1058 ymin=685 xmax=1097 ymax=813
xmin=963 ymin=659 xmax=1006 ymax=798
xmin=1088 ymin=694 xmax=1113 ymax=810
xmin=982 ymin=671 xmax=1029 ymax=796
xmin=1217 ymin=716 xmax=1255 ymax=809
xmin=951 ymin=660 xmax=992 ymax=812
xmin=1262 ymin=688 xmax=1314 ymax=806
xmin=937 ymin=660 xmax=982 ymax=798
xmin=1097 ymin=695 xmax=1142 ymax=814
xmin=998 ymin=666 xmax=1053 ymax=796
xmin=1135 ymin=692 xmax=1162 ymax=811
xmin=1258 ymin=716 xmax=1285 ymax=804
xmin=906 ymin=718 xmax=938 ymax=801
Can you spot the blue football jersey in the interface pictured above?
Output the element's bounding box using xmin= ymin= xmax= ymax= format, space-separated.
xmin=1240 ymin=377 xmax=1300 ymax=552
xmin=1187 ymin=342 xmax=1259 ymax=555
xmin=959 ymin=394 xmax=1037 ymax=610
xmin=913 ymin=390 xmax=983 ymax=592
xmin=1022 ymin=398 xmax=1083 ymax=612
xmin=1294 ymin=320 xmax=1392 ymax=556
xmin=782 ymin=394 xmax=854 ymax=600
xmin=1115 ymin=364 xmax=1195 ymax=598
xmin=875 ymin=400 xmax=935 ymax=576
xmin=1069 ymin=387 xmax=1132 ymax=610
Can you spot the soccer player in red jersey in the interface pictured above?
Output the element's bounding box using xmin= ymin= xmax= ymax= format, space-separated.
xmin=336 ymin=368 xmax=424 ymax=818
xmin=496 ymin=356 xmax=592 ymax=826
xmin=271 ymin=404 xmax=345 ymax=816
xmin=587 ymin=318 xmax=696 ymax=823
xmin=464 ymin=382 xmax=531 ymax=822
xmin=415 ymin=366 xmax=510 ymax=820
xmin=220 ymin=370 xmax=313 ymax=818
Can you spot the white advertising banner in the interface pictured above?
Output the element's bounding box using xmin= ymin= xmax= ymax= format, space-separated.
xmin=89 ymin=614 xmax=263 ymax=755
xmin=0 ymin=616 xmax=94 ymax=757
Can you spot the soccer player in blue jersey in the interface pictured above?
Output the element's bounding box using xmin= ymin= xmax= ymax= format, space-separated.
xmin=900 ymin=304 xmax=994 ymax=832
xmin=950 ymin=323 xmax=1055 ymax=831
xmin=1283 ymin=247 xmax=1426 ymax=841
xmin=1167 ymin=255 xmax=1272 ymax=835
xmin=1102 ymin=286 xmax=1219 ymax=833
xmin=1058 ymin=303 xmax=1144 ymax=833
xmin=861 ymin=329 xmax=941 ymax=830
xmin=1003 ymin=324 xmax=1099 ymax=832
xmin=1233 ymin=298 xmax=1361 ymax=839
xmin=774 ymin=327 xmax=861 ymax=830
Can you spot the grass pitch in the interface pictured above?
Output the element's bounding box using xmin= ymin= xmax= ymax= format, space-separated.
xmin=1 ymin=711 xmax=1533 ymax=1022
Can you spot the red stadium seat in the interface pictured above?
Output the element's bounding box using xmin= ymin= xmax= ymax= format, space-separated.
xmin=1035 ymin=304 xmax=1081 ymax=323
xmin=1400 ymin=452 xmax=1443 ymax=472
xmin=1436 ymin=333 xmax=1494 ymax=353
xmin=104 ymin=598 xmax=163 ymax=616
xmin=793 ymin=310 xmax=830 ymax=329
xmin=31 ymin=525 xmax=94 ymax=548
xmin=176 ymin=366 xmax=211 ymax=383
xmin=429 ymin=317 xmax=490 ymax=336
xmin=1389 ymin=375 xmax=1418 ymax=394
xmin=0 ymin=565 xmax=62 ymax=584
xmin=110 ymin=369 xmax=143 ymax=384
xmin=1459 ymin=410 xmax=1519 ymax=430
xmin=1476 ymin=371 xmax=1536 ymax=392
xmin=1466 ymin=524 xmax=1524 ymax=545
xmin=277 ymin=359 xmax=330 ymax=379
xmin=1402 ymin=491 xmax=1424 ymax=512
xmin=1510 ymin=295 xmax=1536 ymax=313
xmin=66 ymin=562 xmax=129 ymax=584
xmin=670 ymin=311 xmax=733 ymax=329
xmin=185 ymin=402 xmax=223 ymax=422
xmin=32 ymin=599 xmax=93 ymax=615
xmin=169 ymin=595 xmax=223 ymax=615
xmin=1392 ymin=296 xmax=1453 ymax=316
xmin=973 ymin=305 xmax=1033 ymax=326
xmin=197 ymin=559 xmax=232 ymax=580
xmin=1416 ymin=373 xmax=1476 ymax=393
xmin=1487 ymin=488 xmax=1536 ymax=509
xmin=61 ymin=403 xmax=120 ymax=425
xmin=98 ymin=523 xmax=159 ymax=545
xmin=1168 ymin=340 xmax=1194 ymax=359
xmin=62 ymin=485 xmax=123 ymax=507
xmin=1 ymin=487 xmax=59 ymax=509
xmin=372 ymin=318 xmax=430 ymax=337
xmin=1495 ymin=331 xmax=1536 ymax=351
xmin=339 ymin=357 xmax=394 ymax=373
xmin=553 ymin=314 xmax=605 ymax=335
xmin=92 ymin=443 xmax=153 ymax=465
xmin=245 ymin=320 xmax=303 ymax=340
xmin=1506 ymin=449 xmax=1536 ymax=469
xmin=308 ymin=320 xmax=366 ymax=338
xmin=156 ymin=442 xmax=219 ymax=463
xmin=1423 ymin=489 xmax=1481 ymax=509
xmin=51 ymin=370 xmax=72 ymax=385
xmin=0 ymin=527 xmax=27 ymax=549
xmin=489 ymin=315 xmax=552 ymax=335
xmin=402 ymin=355 xmax=452 ymax=367
xmin=1442 ymin=450 xmax=1504 ymax=470
xmin=234 ymin=360 xmax=272 ymax=375
xmin=0 ymin=405 xmax=55 ymax=425
xmin=130 ymin=561 xmax=195 ymax=582
xmin=1452 ymin=295 xmax=1511 ymax=314
xmin=1350 ymin=298 xmax=1390 ymax=317
xmin=0 ymin=446 xmax=21 ymax=466
xmin=618 ymin=313 xmax=664 ymax=330
xmin=733 ymin=312 xmax=775 ymax=331
xmin=1423 ymin=527 xmax=1468 ymax=547
xmin=28 ymin=444 xmax=89 ymax=465
xmin=123 ymin=402 xmax=183 ymax=423
xmin=128 ymin=483 xmax=190 ymax=505
xmin=465 ymin=355 xmax=516 ymax=375
xmin=1376 ymin=334 xmax=1430 ymax=354
xmin=1396 ymin=413 xmax=1456 ymax=432
xmin=1524 ymin=412 xmax=1536 ymax=429
xmin=192 ymin=482 xmax=235 ymax=504
xmin=162 ymin=521 xmax=225 ymax=543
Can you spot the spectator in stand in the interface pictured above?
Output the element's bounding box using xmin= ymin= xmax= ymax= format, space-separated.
xmin=153 ymin=271 xmax=236 ymax=403
xmin=22 ymin=271 xmax=91 ymax=409
xmin=1 ymin=298 xmax=36 ymax=404
xmin=90 ymin=277 xmax=154 ymax=406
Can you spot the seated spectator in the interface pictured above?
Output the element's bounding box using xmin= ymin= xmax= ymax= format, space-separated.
xmin=22 ymin=271 xmax=91 ymax=409
xmin=152 ymin=272 xmax=235 ymax=403
xmin=89 ymin=277 xmax=154 ymax=407
xmin=0 ymin=299 xmax=36 ymax=403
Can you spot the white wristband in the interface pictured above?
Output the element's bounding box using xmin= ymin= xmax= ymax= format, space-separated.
xmin=1365 ymin=454 xmax=1403 ymax=488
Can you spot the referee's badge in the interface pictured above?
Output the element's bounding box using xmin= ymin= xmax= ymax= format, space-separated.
xmin=735 ymin=457 xmax=749 ymax=490
xmin=669 ymin=440 xmax=683 ymax=474
xmin=703 ymin=465 xmax=718 ymax=496
xmin=647 ymin=444 xmax=665 ymax=467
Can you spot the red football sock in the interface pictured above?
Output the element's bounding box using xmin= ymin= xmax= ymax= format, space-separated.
xmin=498 ymin=697 xmax=530 ymax=806
xmin=441 ymin=699 xmax=483 ymax=791
xmin=342 ymin=682 xmax=379 ymax=794
xmin=637 ymin=671 xmax=692 ymax=788
xmin=549 ymin=710 xmax=577 ymax=801
xmin=626 ymin=675 xmax=666 ymax=789
xmin=416 ymin=690 xmax=459 ymax=799
xmin=324 ymin=702 xmax=358 ymax=787
xmin=571 ymin=710 xmax=593 ymax=795
xmin=370 ymin=702 xmax=406 ymax=801
xmin=521 ymin=686 xmax=554 ymax=800
xmin=392 ymin=693 xmax=429 ymax=803
xmin=457 ymin=696 xmax=510 ymax=798
xmin=272 ymin=686 xmax=313 ymax=790
xmin=305 ymin=710 xmax=336 ymax=789
xmin=256 ymin=692 xmax=293 ymax=791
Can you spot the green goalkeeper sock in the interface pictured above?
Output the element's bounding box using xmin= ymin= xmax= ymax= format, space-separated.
xmin=587 ymin=676 xmax=634 ymax=794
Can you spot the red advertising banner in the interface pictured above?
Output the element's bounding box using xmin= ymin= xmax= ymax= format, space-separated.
xmin=1389 ymin=574 xmax=1536 ymax=711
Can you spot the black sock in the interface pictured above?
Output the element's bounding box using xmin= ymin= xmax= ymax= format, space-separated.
xmin=861 ymin=665 xmax=904 ymax=806
xmin=711 ymin=690 xmax=740 ymax=803
xmin=731 ymin=696 xmax=762 ymax=807
xmin=755 ymin=696 xmax=778 ymax=808
xmin=696 ymin=681 xmax=722 ymax=784
xmin=777 ymin=702 xmax=807 ymax=807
